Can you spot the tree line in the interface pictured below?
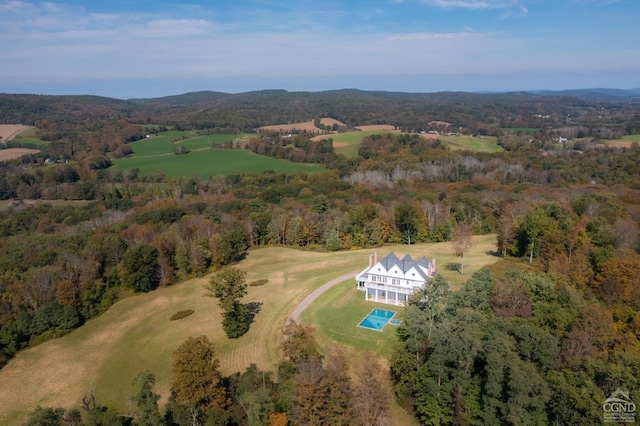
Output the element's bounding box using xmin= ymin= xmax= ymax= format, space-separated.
xmin=25 ymin=321 xmax=391 ymax=426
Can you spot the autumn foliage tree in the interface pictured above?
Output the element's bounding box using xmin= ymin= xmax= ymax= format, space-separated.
xmin=171 ymin=336 xmax=228 ymax=414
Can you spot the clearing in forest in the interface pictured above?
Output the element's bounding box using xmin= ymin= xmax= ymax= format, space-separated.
xmin=0 ymin=236 xmax=500 ymax=425
xmin=257 ymin=118 xmax=346 ymax=134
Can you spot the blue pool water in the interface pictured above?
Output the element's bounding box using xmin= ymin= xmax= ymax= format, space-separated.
xmin=358 ymin=308 xmax=397 ymax=331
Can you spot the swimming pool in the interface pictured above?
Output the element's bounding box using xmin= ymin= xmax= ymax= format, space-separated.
xmin=358 ymin=308 xmax=397 ymax=331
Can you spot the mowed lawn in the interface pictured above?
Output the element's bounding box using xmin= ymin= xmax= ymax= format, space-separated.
xmin=0 ymin=235 xmax=500 ymax=425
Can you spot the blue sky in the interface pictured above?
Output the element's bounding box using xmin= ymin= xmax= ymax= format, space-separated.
xmin=1 ymin=0 xmax=638 ymax=98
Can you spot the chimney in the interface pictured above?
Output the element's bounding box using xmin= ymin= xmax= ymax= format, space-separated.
xmin=368 ymin=254 xmax=373 ymax=268
xmin=374 ymin=250 xmax=378 ymax=264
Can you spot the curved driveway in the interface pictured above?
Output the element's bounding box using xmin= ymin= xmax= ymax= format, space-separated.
xmin=288 ymin=271 xmax=359 ymax=323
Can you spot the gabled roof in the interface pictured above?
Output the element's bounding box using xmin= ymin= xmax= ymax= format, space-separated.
xmin=376 ymin=252 xmax=433 ymax=280
xmin=381 ymin=252 xmax=399 ymax=269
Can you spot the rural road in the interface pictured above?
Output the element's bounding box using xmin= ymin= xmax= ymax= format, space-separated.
xmin=288 ymin=271 xmax=359 ymax=323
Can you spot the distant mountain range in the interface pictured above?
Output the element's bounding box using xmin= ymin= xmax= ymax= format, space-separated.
xmin=524 ymin=88 xmax=640 ymax=101
xmin=128 ymin=87 xmax=640 ymax=106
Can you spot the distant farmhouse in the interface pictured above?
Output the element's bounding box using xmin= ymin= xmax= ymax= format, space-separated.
xmin=355 ymin=252 xmax=437 ymax=306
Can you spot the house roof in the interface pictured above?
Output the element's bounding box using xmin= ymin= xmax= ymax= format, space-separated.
xmin=376 ymin=252 xmax=433 ymax=280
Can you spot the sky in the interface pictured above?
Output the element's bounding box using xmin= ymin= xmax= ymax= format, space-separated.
xmin=1 ymin=0 xmax=639 ymax=98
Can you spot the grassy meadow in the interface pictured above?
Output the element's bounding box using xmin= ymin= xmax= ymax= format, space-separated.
xmin=440 ymin=134 xmax=503 ymax=152
xmin=602 ymin=134 xmax=640 ymax=146
xmin=319 ymin=130 xmax=504 ymax=157
xmin=327 ymin=130 xmax=400 ymax=157
xmin=500 ymin=127 xmax=540 ymax=134
xmin=10 ymin=127 xmax=50 ymax=147
xmin=111 ymin=131 xmax=325 ymax=178
xmin=0 ymin=235 xmax=500 ymax=425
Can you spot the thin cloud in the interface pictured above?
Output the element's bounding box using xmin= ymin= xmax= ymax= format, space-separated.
xmin=388 ymin=31 xmax=500 ymax=40
xmin=417 ymin=0 xmax=519 ymax=9
xmin=500 ymin=5 xmax=528 ymax=18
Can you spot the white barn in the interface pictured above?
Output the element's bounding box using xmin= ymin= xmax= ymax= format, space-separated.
xmin=355 ymin=251 xmax=436 ymax=306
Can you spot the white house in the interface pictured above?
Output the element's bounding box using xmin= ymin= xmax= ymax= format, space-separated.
xmin=355 ymin=251 xmax=436 ymax=306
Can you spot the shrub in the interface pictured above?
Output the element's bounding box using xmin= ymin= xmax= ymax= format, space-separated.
xmin=170 ymin=309 xmax=195 ymax=321
xmin=249 ymin=279 xmax=268 ymax=287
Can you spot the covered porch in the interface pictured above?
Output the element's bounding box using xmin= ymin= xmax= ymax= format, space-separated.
xmin=365 ymin=287 xmax=410 ymax=306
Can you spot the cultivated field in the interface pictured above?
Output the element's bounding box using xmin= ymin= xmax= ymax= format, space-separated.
xmin=440 ymin=134 xmax=503 ymax=153
xmin=311 ymin=128 xmax=405 ymax=157
xmin=257 ymin=118 xmax=346 ymax=134
xmin=0 ymin=125 xmax=41 ymax=159
xmin=111 ymin=131 xmax=325 ymax=177
xmin=0 ymin=148 xmax=40 ymax=161
xmin=311 ymin=127 xmax=440 ymax=157
xmin=0 ymin=125 xmax=33 ymax=142
xmin=0 ymin=235 xmax=500 ymax=425
xmin=603 ymin=134 xmax=640 ymax=147
xmin=9 ymin=127 xmax=49 ymax=147
xmin=355 ymin=125 xmax=397 ymax=131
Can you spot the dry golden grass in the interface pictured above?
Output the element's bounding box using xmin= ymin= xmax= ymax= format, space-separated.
xmin=257 ymin=118 xmax=346 ymax=134
xmin=0 ymin=125 xmax=33 ymax=142
xmin=257 ymin=120 xmax=319 ymax=133
xmin=318 ymin=117 xmax=346 ymax=128
xmin=355 ymin=124 xmax=396 ymax=131
xmin=0 ymin=236 xmax=500 ymax=424
xmin=0 ymin=148 xmax=40 ymax=161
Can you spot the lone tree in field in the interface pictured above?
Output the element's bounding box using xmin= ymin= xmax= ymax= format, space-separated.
xmin=205 ymin=267 xmax=251 ymax=338
xmin=451 ymin=222 xmax=474 ymax=274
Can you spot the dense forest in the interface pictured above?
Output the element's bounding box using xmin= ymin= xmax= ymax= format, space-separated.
xmin=1 ymin=89 xmax=639 ymax=425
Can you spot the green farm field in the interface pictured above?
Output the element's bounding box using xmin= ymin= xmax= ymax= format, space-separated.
xmin=111 ymin=148 xmax=324 ymax=178
xmin=327 ymin=130 xmax=404 ymax=157
xmin=316 ymin=130 xmax=503 ymax=156
xmin=0 ymin=235 xmax=499 ymax=425
xmin=603 ymin=134 xmax=640 ymax=146
xmin=10 ymin=127 xmax=50 ymax=147
xmin=440 ymin=134 xmax=503 ymax=152
xmin=500 ymin=127 xmax=540 ymax=134
xmin=111 ymin=132 xmax=324 ymax=177
xmin=128 ymin=131 xmax=252 ymax=156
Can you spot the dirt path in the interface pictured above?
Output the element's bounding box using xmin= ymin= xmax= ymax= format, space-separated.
xmin=288 ymin=271 xmax=359 ymax=323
